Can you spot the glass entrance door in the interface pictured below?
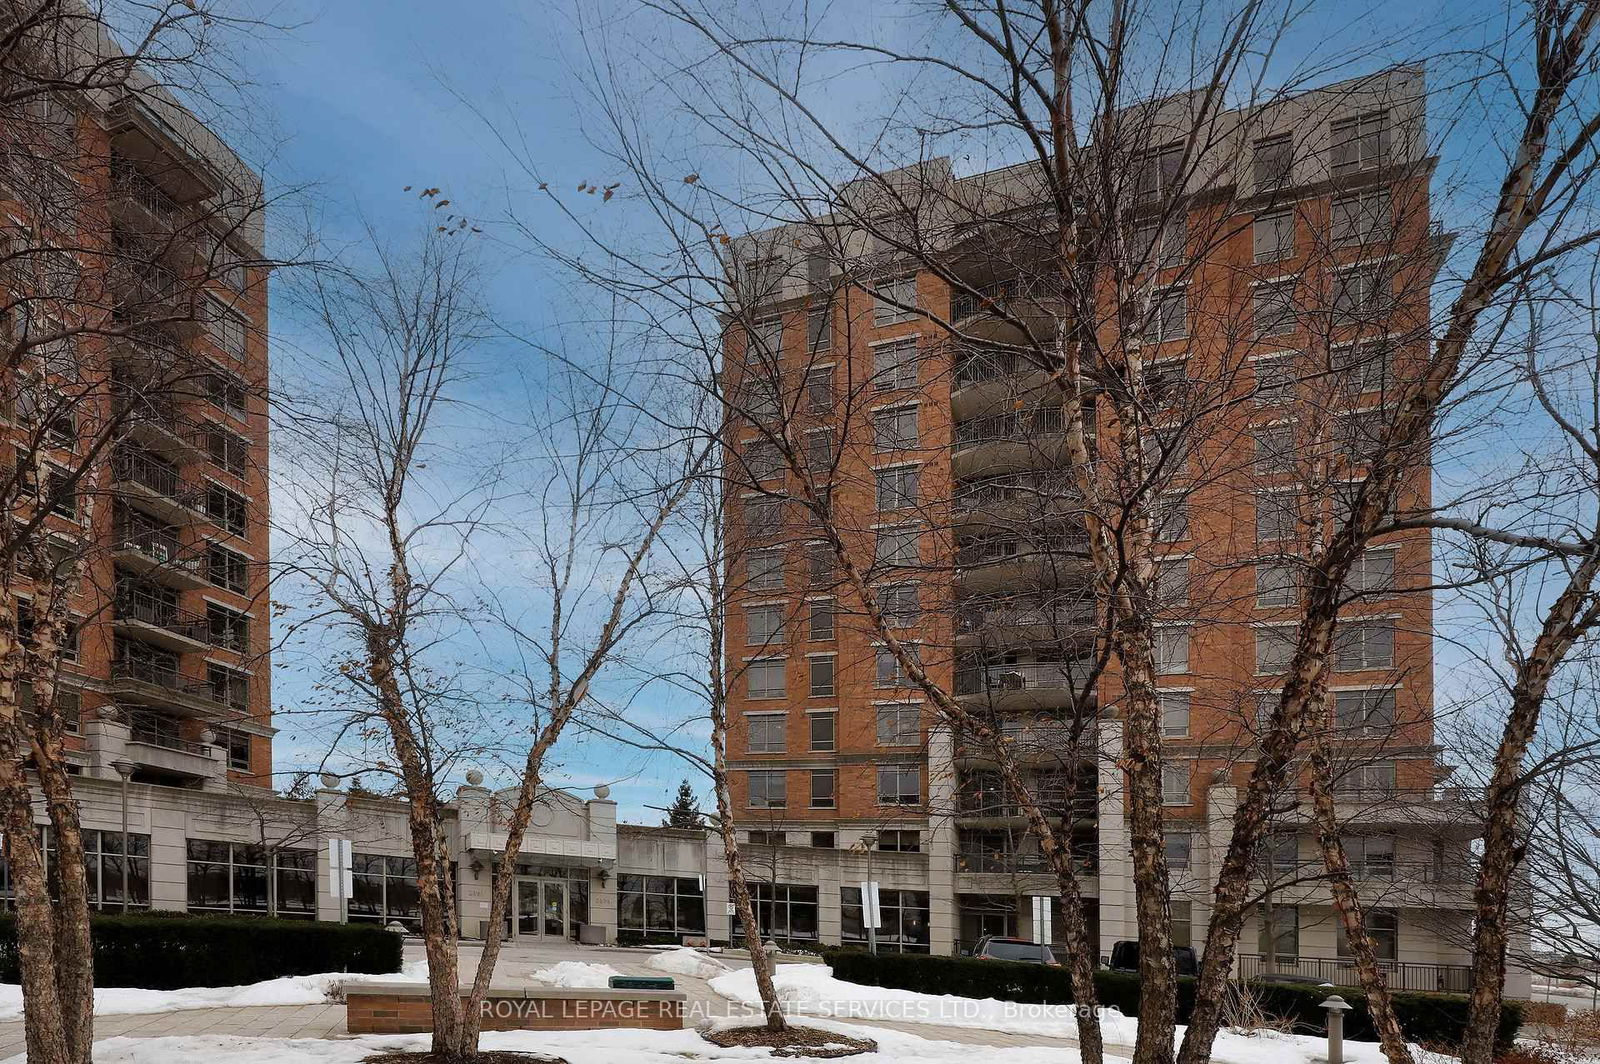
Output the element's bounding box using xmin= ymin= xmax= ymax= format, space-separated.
xmin=516 ymin=879 xmax=541 ymax=936
xmin=540 ymin=879 xmax=566 ymax=939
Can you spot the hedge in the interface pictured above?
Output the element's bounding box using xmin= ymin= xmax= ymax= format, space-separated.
xmin=822 ymin=950 xmax=1522 ymax=1053
xmin=0 ymin=913 xmax=403 ymax=989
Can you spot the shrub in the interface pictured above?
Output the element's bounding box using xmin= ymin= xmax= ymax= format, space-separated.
xmin=0 ymin=913 xmax=403 ymax=989
xmin=820 ymin=950 xmax=1521 ymax=1054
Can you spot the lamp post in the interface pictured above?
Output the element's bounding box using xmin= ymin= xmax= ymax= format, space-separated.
xmin=111 ymin=759 xmax=135 ymax=913
xmin=1320 ymin=994 xmax=1351 ymax=1064
xmin=859 ymin=831 xmax=879 ymax=955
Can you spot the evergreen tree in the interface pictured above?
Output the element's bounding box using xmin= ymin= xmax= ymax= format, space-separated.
xmin=664 ymin=780 xmax=702 ymax=829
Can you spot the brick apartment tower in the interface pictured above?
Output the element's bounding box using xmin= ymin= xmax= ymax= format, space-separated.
xmin=3 ymin=79 xmax=272 ymax=795
xmin=723 ymin=66 xmax=1487 ymax=982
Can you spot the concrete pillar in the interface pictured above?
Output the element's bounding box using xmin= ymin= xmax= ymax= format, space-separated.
xmin=585 ymin=795 xmax=618 ymax=942
xmin=1203 ymin=772 xmax=1238 ymax=963
xmin=451 ymin=783 xmax=493 ymax=938
xmin=1096 ymin=717 xmax=1133 ymax=952
xmin=926 ymin=723 xmax=958 ymax=955
xmin=81 ymin=712 xmax=130 ymax=782
xmin=314 ymin=784 xmax=350 ymax=922
xmin=703 ymin=832 xmax=733 ymax=945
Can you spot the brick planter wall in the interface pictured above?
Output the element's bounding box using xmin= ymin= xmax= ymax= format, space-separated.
xmin=345 ymin=983 xmax=686 ymax=1034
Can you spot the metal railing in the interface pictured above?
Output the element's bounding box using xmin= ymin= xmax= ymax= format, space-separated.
xmin=957 ymin=598 xmax=1096 ymax=633
xmin=954 ymin=349 xmax=1020 ymax=388
xmin=1236 ymin=954 xmax=1471 ymax=993
xmin=111 ymin=157 xmax=182 ymax=221
xmin=953 ymin=474 xmax=1079 ymax=513
xmin=127 ymin=711 xmax=210 ymax=756
xmin=112 ymin=450 xmax=198 ymax=507
xmin=956 ymin=531 xmax=1089 ymax=568
xmin=955 ymin=406 xmax=1069 ymax=450
xmin=956 ymin=662 xmax=1086 ymax=696
xmin=116 ymin=588 xmax=207 ymax=642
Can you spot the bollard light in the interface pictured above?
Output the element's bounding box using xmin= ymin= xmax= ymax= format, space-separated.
xmin=1320 ymin=994 xmax=1352 ymax=1064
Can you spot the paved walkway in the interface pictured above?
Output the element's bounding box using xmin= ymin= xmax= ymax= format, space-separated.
xmin=0 ymin=939 xmax=1077 ymax=1056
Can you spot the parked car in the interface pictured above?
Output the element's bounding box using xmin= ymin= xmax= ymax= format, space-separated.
xmin=1251 ymin=972 xmax=1334 ymax=987
xmin=968 ymin=935 xmax=1060 ymax=965
xmin=1106 ymin=940 xmax=1199 ymax=976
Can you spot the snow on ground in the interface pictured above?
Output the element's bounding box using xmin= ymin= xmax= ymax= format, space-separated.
xmin=0 ymin=960 xmax=429 ymax=1021
xmin=646 ymin=946 xmax=731 ymax=980
xmin=710 ymin=962 xmax=1439 ymax=1064
xmin=527 ymin=960 xmax=621 ymax=988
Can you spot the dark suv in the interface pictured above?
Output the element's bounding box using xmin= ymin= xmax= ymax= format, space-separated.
xmin=969 ymin=935 xmax=1059 ymax=965
xmin=1107 ymin=940 xmax=1199 ymax=976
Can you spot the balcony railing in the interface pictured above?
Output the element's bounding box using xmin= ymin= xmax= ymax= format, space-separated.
xmin=127 ymin=711 xmax=210 ymax=756
xmin=115 ymin=590 xmax=207 ymax=642
xmin=956 ymin=662 xmax=1087 ymax=696
xmin=954 ymin=406 xmax=1069 ymax=450
xmin=113 ymin=450 xmax=200 ymax=508
xmin=954 ymin=474 xmax=1079 ymax=513
xmin=956 ymin=531 xmax=1089 ymax=568
xmin=954 ymin=349 xmax=1020 ymax=388
xmin=1257 ymin=858 xmax=1477 ymax=885
xmin=111 ymin=157 xmax=182 ymax=221
xmin=1235 ymin=954 xmax=1472 ymax=994
xmin=955 ymin=850 xmax=1096 ymax=875
xmin=111 ymin=654 xmax=234 ymax=708
xmin=957 ymin=598 xmax=1096 ymax=633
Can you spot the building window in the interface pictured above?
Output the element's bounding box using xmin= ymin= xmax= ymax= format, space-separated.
xmin=1154 ymin=626 xmax=1190 ymax=675
xmin=207 ymin=663 xmax=249 ymax=711
xmin=207 ymin=603 xmax=250 ymax=652
xmin=874 ymin=405 xmax=918 ymax=451
xmin=1253 ymin=424 xmax=1295 ymax=474
xmin=807 ymin=599 xmax=835 ymax=641
xmin=748 ymin=830 xmax=785 ymax=846
xmin=1334 ymin=618 xmax=1395 ymax=670
xmin=810 ymin=770 xmax=836 ymax=809
xmin=1334 ymin=760 xmax=1396 ymax=799
xmin=186 ymin=840 xmax=314 ymax=917
xmin=743 ymin=439 xmax=784 ymax=482
xmin=875 ymin=466 xmax=919 ymax=510
xmin=219 ymin=728 xmax=251 ymax=770
xmin=1338 ymin=907 xmax=1399 ymax=960
xmin=1335 ymin=689 xmax=1397 ymax=734
xmin=203 ymin=372 xmax=249 ymax=419
xmin=875 ymin=525 xmax=920 ymax=568
xmin=808 ymin=656 xmax=836 ymax=697
xmin=806 ymin=542 xmax=833 ymax=588
xmin=1253 ymin=210 xmax=1295 ymax=263
xmin=747 ymin=713 xmax=786 ymax=753
xmin=1347 ymin=834 xmax=1396 ymax=879
xmin=1333 ymin=340 xmax=1393 ymax=394
xmin=1160 ymin=691 xmax=1191 ymax=738
xmin=1331 ymin=111 xmax=1389 ymax=175
xmin=349 ymin=854 xmax=422 ymax=928
xmin=876 ymin=703 xmax=920 ymax=746
xmin=842 ymin=887 xmax=931 ymax=953
xmin=874 ymin=646 xmax=918 ymax=687
xmin=806 ymin=310 xmax=831 ymax=354
xmin=1165 ymin=832 xmax=1192 ymax=870
xmin=1332 ymin=188 xmax=1393 ymax=247
xmin=206 ymin=484 xmax=247 ymax=536
xmin=1161 ymin=763 xmax=1192 ymax=806
xmin=804 ymin=365 xmax=833 ymax=410
xmin=1253 ymin=353 xmax=1296 ymax=405
xmin=811 ymin=831 xmax=836 ymax=848
xmin=204 ymin=424 xmax=249 ymax=477
xmin=1153 ymin=493 xmax=1190 ymax=542
xmin=877 ymin=584 xmax=921 ymax=627
xmin=617 ymin=874 xmax=705 ymax=935
xmin=1172 ymin=899 xmax=1194 ymax=948
xmin=1332 ymin=265 xmax=1394 ymax=326
xmin=1135 ymin=142 xmax=1184 ymax=204
xmin=804 ymin=429 xmax=833 ymax=473
xmin=1259 ymin=903 xmax=1300 ymax=964
xmin=206 ymin=302 xmax=248 ymax=360
xmin=872 ymin=339 xmax=920 ymax=392
xmin=872 ymin=277 xmax=918 ymax=327
xmin=746 ymin=658 xmax=786 ymax=700
xmin=1346 ymin=548 xmax=1396 ymax=594
xmin=1254 ymin=134 xmax=1293 ymax=189
xmin=1256 ymin=561 xmax=1301 ymax=607
xmin=810 ymin=712 xmax=836 ymax=752
xmin=878 ymin=829 xmax=921 ymax=852
xmin=877 ymin=763 xmax=921 ymax=806
xmin=1145 ymin=287 xmax=1187 ymax=343
xmin=1255 ymin=626 xmax=1297 ymax=675
xmin=1134 ymin=216 xmax=1187 ymax=271
xmin=1256 ymin=490 xmax=1298 ymax=542
xmin=1156 ymin=558 xmax=1190 ymax=607
xmin=745 ymin=604 xmax=784 ymax=645
xmin=747 ymin=770 xmax=787 ymax=808
xmin=207 ymin=544 xmax=249 ymax=593
xmin=1253 ymin=280 xmax=1297 ymax=337
xmin=732 ymin=882 xmax=818 ymax=943
xmin=747 ymin=547 xmax=785 ymax=591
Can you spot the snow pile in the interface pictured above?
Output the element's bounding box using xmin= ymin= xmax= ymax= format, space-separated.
xmin=646 ymin=946 xmax=730 ymax=981
xmin=528 ymin=960 xmax=621 ymax=988
xmin=0 ymin=961 xmax=427 ymax=1022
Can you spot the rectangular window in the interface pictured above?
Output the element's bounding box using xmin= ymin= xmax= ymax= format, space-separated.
xmin=841 ymin=886 xmax=931 ymax=953
xmin=617 ymin=874 xmax=706 ymax=935
xmin=1165 ymin=832 xmax=1192 ymax=870
xmin=731 ymin=881 xmax=820 ymax=942
xmin=1347 ymin=834 xmax=1396 ymax=879
xmin=747 ymin=830 xmax=784 ymax=846
xmin=806 ymin=308 xmax=832 ymax=353
xmin=807 ymin=599 xmax=835 ymax=640
xmin=804 ymin=366 xmax=833 ymax=411
xmin=873 ymin=338 xmax=919 ymax=389
xmin=207 ymin=544 xmax=249 ymax=593
xmin=1332 ymin=187 xmax=1393 ymax=247
xmin=877 ymin=584 xmax=921 ymax=627
xmin=878 ymin=763 xmax=921 ymax=805
xmin=203 ymin=372 xmax=249 ymax=419
xmin=1338 ymin=907 xmax=1398 ymax=960
xmin=1334 ymin=618 xmax=1395 ymax=670
xmin=206 ymin=484 xmax=248 ymax=536
xmin=745 ymin=604 xmax=784 ymax=645
xmin=746 ymin=659 xmax=786 ymax=700
xmin=1135 ymin=142 xmax=1184 ymax=204
xmin=1134 ymin=216 xmax=1187 ymax=271
xmin=747 ymin=548 xmax=785 ymax=591
xmin=1153 ymin=494 xmax=1190 ymax=542
xmin=1172 ymin=899 xmax=1193 ymax=948
xmin=1254 ymin=134 xmax=1293 ymax=190
xmin=207 ymin=663 xmax=248 ymax=710
xmin=875 ymin=525 xmax=920 ymax=568
xmin=206 ymin=303 xmax=248 ymax=361
xmin=1332 ymin=265 xmax=1393 ymax=326
xmin=749 ymin=316 xmax=783 ymax=360
xmin=876 ymin=703 xmax=920 ymax=746
xmin=1253 ymin=210 xmax=1295 ymax=263
xmin=1259 ymin=903 xmax=1300 ymax=964
xmin=1145 ymin=288 xmax=1187 ymax=343
xmin=1155 ymin=626 xmax=1191 ymax=675
xmin=804 ymin=429 xmax=833 ymax=473
xmin=1253 ymin=353 xmax=1297 ymax=405
xmin=808 ymin=655 xmax=836 ymax=697
xmin=1161 ymin=763 xmax=1192 ymax=806
xmin=1335 ymin=689 xmax=1397 ymax=734
xmin=810 ymin=712 xmax=836 ymax=752
xmin=743 ymin=439 xmax=783 ymax=482
xmin=874 ymin=405 xmax=918 ymax=450
xmin=1333 ymin=340 xmax=1393 ymax=394
xmin=747 ymin=770 xmax=787 ymax=809
xmin=1255 ymin=626 xmax=1297 ymax=674
xmin=810 ymin=770 xmax=836 ymax=808
xmin=1256 ymin=491 xmax=1298 ymax=542
xmin=1347 ymin=548 xmax=1396 ymax=594
xmin=219 ymin=728 xmax=251 ymax=771
xmin=873 ymin=277 xmax=918 ymax=326
xmin=1331 ymin=112 xmax=1390 ymax=176
xmin=186 ymin=840 xmax=315 ymax=918
xmin=1337 ymin=408 xmax=1387 ymax=465
xmin=874 ymin=646 xmax=918 ymax=687
xmin=811 ymin=831 xmax=836 ymax=848
xmin=1253 ymin=280 xmax=1297 ymax=337
xmin=878 ymin=829 xmax=922 ymax=852
xmin=206 ymin=603 xmax=250 ymax=652
xmin=1156 ymin=558 xmax=1190 ymax=606
xmin=1335 ymin=760 xmax=1397 ymax=799
xmin=875 ymin=466 xmax=919 ymax=510
xmin=1160 ymin=690 xmax=1191 ymax=738
xmin=1253 ymin=424 xmax=1295 ymax=474
xmin=805 ymin=541 xmax=833 ymax=588
xmin=1256 ymin=561 xmax=1301 ymax=608
xmin=205 ymin=425 xmax=249 ymax=477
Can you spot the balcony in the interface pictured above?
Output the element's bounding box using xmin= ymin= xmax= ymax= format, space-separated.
xmin=123 ymin=709 xmax=221 ymax=783
xmin=955 ymin=530 xmax=1091 ymax=592
xmin=111 ymin=450 xmax=204 ymax=525
xmin=105 ymin=99 xmax=219 ymax=205
xmin=108 ymin=155 xmax=190 ymax=236
xmin=953 ymin=473 xmax=1079 ymax=524
xmin=955 ymin=663 xmax=1089 ymax=712
xmin=956 ymin=595 xmax=1096 ymax=643
xmin=111 ymin=527 xmax=209 ymax=590
xmin=1281 ymin=785 xmax=1484 ymax=830
xmin=113 ymin=589 xmax=208 ymax=652
xmin=954 ymin=406 xmax=1078 ymax=477
xmin=957 ymin=718 xmax=1096 ymax=764
xmin=108 ymin=653 xmax=240 ymax=718
xmin=112 ymin=385 xmax=197 ymax=460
